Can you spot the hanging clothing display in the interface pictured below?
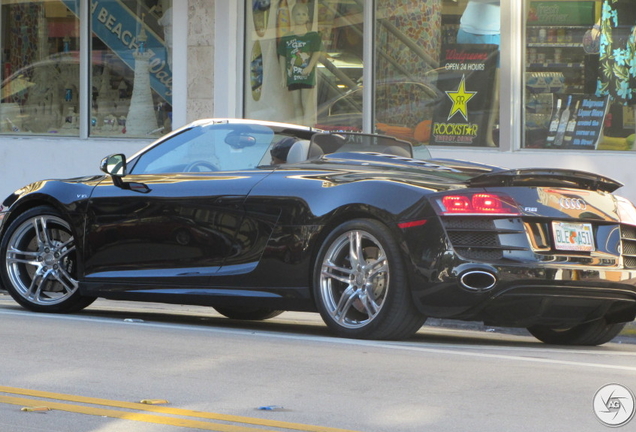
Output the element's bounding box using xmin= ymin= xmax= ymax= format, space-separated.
xmin=277 ymin=31 xmax=323 ymax=89
xmin=596 ymin=0 xmax=636 ymax=105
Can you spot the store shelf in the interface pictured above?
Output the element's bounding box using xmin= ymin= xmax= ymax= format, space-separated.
xmin=527 ymin=62 xmax=584 ymax=69
xmin=526 ymin=24 xmax=590 ymax=89
xmin=524 ymin=24 xmax=593 ymax=140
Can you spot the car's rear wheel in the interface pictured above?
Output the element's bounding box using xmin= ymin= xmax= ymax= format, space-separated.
xmin=313 ymin=219 xmax=426 ymax=340
xmin=213 ymin=306 xmax=284 ymax=321
xmin=0 ymin=206 xmax=95 ymax=313
xmin=527 ymin=320 xmax=625 ymax=346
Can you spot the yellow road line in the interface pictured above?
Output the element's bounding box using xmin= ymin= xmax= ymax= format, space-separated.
xmin=0 ymin=395 xmax=269 ymax=432
xmin=0 ymin=386 xmax=360 ymax=432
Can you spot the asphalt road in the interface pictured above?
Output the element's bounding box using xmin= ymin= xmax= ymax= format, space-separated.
xmin=1 ymin=292 xmax=636 ymax=432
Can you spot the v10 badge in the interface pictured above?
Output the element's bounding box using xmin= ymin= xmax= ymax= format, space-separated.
xmin=593 ymin=384 xmax=635 ymax=427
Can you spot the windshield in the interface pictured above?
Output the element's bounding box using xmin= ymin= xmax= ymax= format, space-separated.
xmin=130 ymin=123 xmax=280 ymax=174
xmin=127 ymin=122 xmax=433 ymax=176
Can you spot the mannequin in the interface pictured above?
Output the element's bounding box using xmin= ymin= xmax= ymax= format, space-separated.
xmin=278 ymin=3 xmax=322 ymax=126
xmin=457 ymin=0 xmax=500 ymax=45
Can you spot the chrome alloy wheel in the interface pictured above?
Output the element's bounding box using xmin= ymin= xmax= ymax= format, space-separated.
xmin=319 ymin=230 xmax=389 ymax=329
xmin=5 ymin=214 xmax=78 ymax=306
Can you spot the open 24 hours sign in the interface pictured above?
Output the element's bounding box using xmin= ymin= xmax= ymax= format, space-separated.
xmin=430 ymin=44 xmax=499 ymax=147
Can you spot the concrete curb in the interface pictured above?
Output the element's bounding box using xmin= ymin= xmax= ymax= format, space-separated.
xmin=426 ymin=318 xmax=636 ymax=344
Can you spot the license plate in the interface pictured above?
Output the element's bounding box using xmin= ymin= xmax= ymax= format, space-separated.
xmin=551 ymin=222 xmax=595 ymax=252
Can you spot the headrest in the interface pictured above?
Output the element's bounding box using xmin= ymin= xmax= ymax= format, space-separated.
xmin=286 ymin=140 xmax=323 ymax=163
xmin=382 ymin=145 xmax=412 ymax=158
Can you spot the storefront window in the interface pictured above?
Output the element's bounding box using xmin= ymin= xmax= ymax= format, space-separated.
xmin=243 ymin=0 xmax=500 ymax=148
xmin=524 ymin=0 xmax=635 ymax=151
xmin=243 ymin=0 xmax=363 ymax=130
xmin=0 ymin=0 xmax=172 ymax=138
xmin=375 ymin=0 xmax=500 ymax=147
xmin=1 ymin=0 xmax=80 ymax=135
xmin=91 ymin=0 xmax=172 ymax=137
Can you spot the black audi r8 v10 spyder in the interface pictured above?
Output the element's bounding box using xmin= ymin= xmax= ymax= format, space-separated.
xmin=2 ymin=118 xmax=636 ymax=345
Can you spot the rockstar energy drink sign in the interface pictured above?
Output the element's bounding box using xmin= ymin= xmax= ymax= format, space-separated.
xmin=430 ymin=45 xmax=498 ymax=146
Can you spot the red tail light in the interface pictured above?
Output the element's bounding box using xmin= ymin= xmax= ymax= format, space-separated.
xmin=438 ymin=193 xmax=520 ymax=215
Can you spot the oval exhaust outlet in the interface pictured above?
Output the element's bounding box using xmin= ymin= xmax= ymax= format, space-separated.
xmin=459 ymin=270 xmax=497 ymax=291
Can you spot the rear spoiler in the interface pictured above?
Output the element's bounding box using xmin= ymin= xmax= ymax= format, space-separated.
xmin=466 ymin=168 xmax=623 ymax=193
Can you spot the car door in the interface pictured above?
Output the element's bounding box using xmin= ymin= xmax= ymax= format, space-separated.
xmin=82 ymin=122 xmax=279 ymax=289
xmin=83 ymin=171 xmax=271 ymax=288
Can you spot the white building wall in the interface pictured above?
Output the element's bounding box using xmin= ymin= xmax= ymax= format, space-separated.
xmin=0 ymin=137 xmax=149 ymax=200
xmin=187 ymin=0 xmax=216 ymax=122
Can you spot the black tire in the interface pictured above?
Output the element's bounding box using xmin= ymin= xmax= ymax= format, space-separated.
xmin=527 ymin=320 xmax=626 ymax=346
xmin=313 ymin=219 xmax=426 ymax=340
xmin=0 ymin=206 xmax=95 ymax=313
xmin=214 ymin=306 xmax=284 ymax=321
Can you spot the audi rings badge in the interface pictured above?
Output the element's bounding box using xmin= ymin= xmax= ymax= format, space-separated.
xmin=559 ymin=197 xmax=587 ymax=210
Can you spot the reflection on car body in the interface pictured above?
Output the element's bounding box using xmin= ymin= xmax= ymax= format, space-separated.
xmin=1 ymin=118 xmax=636 ymax=345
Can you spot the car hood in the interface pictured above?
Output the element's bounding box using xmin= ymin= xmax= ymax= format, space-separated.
xmin=298 ymin=152 xmax=623 ymax=193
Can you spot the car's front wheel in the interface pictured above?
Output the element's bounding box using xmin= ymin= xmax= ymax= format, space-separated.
xmin=0 ymin=206 xmax=95 ymax=313
xmin=313 ymin=219 xmax=426 ymax=340
xmin=527 ymin=319 xmax=625 ymax=346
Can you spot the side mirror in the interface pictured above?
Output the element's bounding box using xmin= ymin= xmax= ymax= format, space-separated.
xmin=100 ymin=154 xmax=127 ymax=177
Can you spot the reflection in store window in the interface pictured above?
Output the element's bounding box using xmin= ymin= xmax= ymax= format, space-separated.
xmin=314 ymin=1 xmax=364 ymax=131
xmin=91 ymin=0 xmax=172 ymax=137
xmin=0 ymin=0 xmax=172 ymax=138
xmin=1 ymin=0 xmax=80 ymax=135
xmin=243 ymin=0 xmax=500 ymax=148
xmin=244 ymin=0 xmax=363 ymax=130
xmin=376 ymin=0 xmax=500 ymax=147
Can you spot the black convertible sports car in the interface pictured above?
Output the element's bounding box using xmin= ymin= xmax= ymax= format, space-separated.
xmin=2 ymin=119 xmax=636 ymax=345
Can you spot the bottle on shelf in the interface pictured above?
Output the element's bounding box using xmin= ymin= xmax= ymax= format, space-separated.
xmin=553 ymin=95 xmax=572 ymax=147
xmin=562 ymin=99 xmax=580 ymax=147
xmin=546 ymin=97 xmax=563 ymax=147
